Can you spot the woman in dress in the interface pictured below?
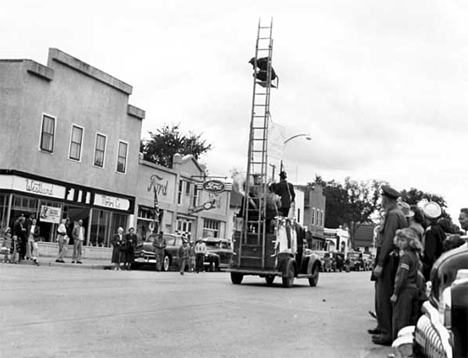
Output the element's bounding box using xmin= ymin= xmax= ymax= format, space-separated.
xmin=111 ymin=227 xmax=124 ymax=271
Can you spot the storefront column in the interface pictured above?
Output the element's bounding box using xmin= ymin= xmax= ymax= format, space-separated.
xmin=6 ymin=193 xmax=13 ymax=228
xmin=86 ymin=208 xmax=93 ymax=246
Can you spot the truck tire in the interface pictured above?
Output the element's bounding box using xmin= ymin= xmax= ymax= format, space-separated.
xmin=282 ymin=260 xmax=295 ymax=288
xmin=309 ymin=263 xmax=320 ymax=287
xmin=231 ymin=272 xmax=243 ymax=285
xmin=265 ymin=275 xmax=275 ymax=285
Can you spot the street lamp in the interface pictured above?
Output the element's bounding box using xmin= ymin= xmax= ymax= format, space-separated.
xmin=280 ymin=133 xmax=312 ymax=172
xmin=283 ymin=133 xmax=312 ymax=145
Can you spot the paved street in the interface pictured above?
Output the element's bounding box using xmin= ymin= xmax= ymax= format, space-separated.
xmin=0 ymin=264 xmax=392 ymax=358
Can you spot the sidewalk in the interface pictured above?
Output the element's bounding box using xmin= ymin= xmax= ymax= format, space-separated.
xmin=8 ymin=256 xmax=113 ymax=270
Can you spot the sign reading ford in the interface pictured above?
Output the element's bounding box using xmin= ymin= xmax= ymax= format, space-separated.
xmin=202 ymin=180 xmax=225 ymax=193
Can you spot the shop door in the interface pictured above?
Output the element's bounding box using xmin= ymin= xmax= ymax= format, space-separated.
xmin=176 ymin=218 xmax=193 ymax=242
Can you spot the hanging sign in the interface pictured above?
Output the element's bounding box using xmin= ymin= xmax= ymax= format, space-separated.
xmin=202 ymin=180 xmax=226 ymax=194
xmin=39 ymin=205 xmax=62 ymax=224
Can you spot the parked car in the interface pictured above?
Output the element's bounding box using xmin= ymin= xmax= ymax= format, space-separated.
xmin=312 ymin=250 xmax=328 ymax=272
xmin=361 ymin=253 xmax=374 ymax=271
xmin=393 ymin=243 xmax=468 ymax=358
xmin=132 ymin=233 xmax=184 ymax=271
xmin=203 ymin=238 xmax=234 ymax=271
xmin=330 ymin=252 xmax=345 ymax=272
xmin=345 ymin=251 xmax=363 ymax=271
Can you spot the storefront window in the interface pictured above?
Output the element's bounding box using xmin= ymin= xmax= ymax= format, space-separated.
xmin=38 ymin=200 xmax=63 ymax=242
xmin=0 ymin=193 xmax=10 ymax=232
xmin=90 ymin=209 xmax=110 ymax=247
xmin=89 ymin=209 xmax=128 ymax=247
xmin=203 ymin=219 xmax=220 ymax=238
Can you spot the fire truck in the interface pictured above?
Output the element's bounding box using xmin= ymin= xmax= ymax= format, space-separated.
xmin=227 ymin=19 xmax=321 ymax=288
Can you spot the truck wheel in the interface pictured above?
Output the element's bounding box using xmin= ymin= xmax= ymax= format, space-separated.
xmin=265 ymin=275 xmax=275 ymax=285
xmin=231 ymin=272 xmax=243 ymax=285
xmin=162 ymin=255 xmax=170 ymax=272
xmin=309 ymin=264 xmax=320 ymax=287
xmin=282 ymin=260 xmax=295 ymax=288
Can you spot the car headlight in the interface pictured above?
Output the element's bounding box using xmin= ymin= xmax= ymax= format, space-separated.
xmin=439 ymin=269 xmax=468 ymax=329
xmin=439 ymin=286 xmax=451 ymax=328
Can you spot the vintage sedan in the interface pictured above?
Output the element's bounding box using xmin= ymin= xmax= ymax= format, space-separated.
xmin=132 ymin=233 xmax=184 ymax=271
xmin=203 ymin=238 xmax=234 ymax=271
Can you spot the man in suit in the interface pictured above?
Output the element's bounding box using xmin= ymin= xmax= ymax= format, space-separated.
xmin=71 ymin=219 xmax=85 ymax=264
xmin=274 ymin=171 xmax=296 ymax=217
xmin=13 ymin=215 xmax=27 ymax=262
xmin=370 ymin=185 xmax=408 ymax=346
xmin=153 ymin=231 xmax=167 ymax=271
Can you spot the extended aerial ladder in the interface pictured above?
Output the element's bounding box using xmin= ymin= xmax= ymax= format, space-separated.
xmin=237 ymin=18 xmax=275 ymax=268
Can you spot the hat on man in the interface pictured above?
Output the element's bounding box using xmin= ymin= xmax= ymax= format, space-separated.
xmin=279 ymin=171 xmax=287 ymax=179
xmin=381 ymin=185 xmax=400 ymax=199
xmin=422 ymin=202 xmax=442 ymax=220
xmin=398 ymin=202 xmax=414 ymax=218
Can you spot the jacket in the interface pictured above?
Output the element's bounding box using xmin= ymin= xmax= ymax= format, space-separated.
xmin=274 ymin=179 xmax=295 ymax=209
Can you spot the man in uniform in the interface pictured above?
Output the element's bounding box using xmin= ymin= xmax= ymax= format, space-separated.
xmin=274 ymin=171 xmax=295 ymax=217
xmin=371 ymin=185 xmax=408 ymax=346
xmin=153 ymin=231 xmax=166 ymax=271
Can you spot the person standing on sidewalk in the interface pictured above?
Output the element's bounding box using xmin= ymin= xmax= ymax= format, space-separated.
xmin=371 ymin=185 xmax=408 ymax=346
xmin=122 ymin=227 xmax=137 ymax=270
xmin=55 ymin=218 xmax=69 ymax=263
xmin=13 ymin=215 xmax=27 ymax=262
xmin=153 ymin=231 xmax=166 ymax=271
xmin=194 ymin=239 xmax=207 ymax=273
xmin=111 ymin=227 xmax=124 ymax=270
xmin=72 ymin=219 xmax=85 ymax=264
xmin=178 ymin=240 xmax=190 ymax=275
xmin=27 ymin=218 xmax=40 ymax=265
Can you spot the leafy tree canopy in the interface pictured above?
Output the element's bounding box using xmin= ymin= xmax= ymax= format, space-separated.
xmin=140 ymin=124 xmax=212 ymax=168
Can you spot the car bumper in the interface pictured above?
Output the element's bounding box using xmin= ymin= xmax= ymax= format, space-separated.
xmin=414 ymin=301 xmax=452 ymax=358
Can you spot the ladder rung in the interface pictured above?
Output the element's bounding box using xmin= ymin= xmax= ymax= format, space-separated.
xmin=259 ymin=26 xmax=271 ymax=29
xmin=254 ymin=104 xmax=268 ymax=107
xmin=252 ymin=138 xmax=266 ymax=141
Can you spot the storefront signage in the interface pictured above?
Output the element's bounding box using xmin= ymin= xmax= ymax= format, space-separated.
xmin=94 ymin=194 xmax=130 ymax=211
xmin=202 ymin=180 xmax=225 ymax=193
xmin=147 ymin=174 xmax=169 ymax=196
xmin=39 ymin=205 xmax=62 ymax=224
xmin=0 ymin=175 xmax=66 ymax=199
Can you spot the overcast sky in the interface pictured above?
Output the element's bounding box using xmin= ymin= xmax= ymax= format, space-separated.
xmin=2 ymin=0 xmax=467 ymax=221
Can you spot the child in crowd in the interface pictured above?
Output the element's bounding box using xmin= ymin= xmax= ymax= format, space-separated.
xmin=1 ymin=228 xmax=12 ymax=263
xmin=391 ymin=228 xmax=424 ymax=340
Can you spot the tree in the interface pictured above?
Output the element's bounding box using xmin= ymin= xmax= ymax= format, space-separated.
xmin=140 ymin=124 xmax=212 ymax=168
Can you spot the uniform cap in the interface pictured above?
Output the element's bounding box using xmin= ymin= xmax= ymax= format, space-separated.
xmin=381 ymin=185 xmax=400 ymax=199
xmin=422 ymin=202 xmax=442 ymax=220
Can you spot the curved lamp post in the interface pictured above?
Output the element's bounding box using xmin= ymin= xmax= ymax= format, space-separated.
xmin=280 ymin=134 xmax=312 ymax=172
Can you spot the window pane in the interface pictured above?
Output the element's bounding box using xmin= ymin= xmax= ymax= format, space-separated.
xmin=70 ymin=143 xmax=80 ymax=160
xmin=119 ymin=142 xmax=127 ymax=156
xmin=72 ymin=127 xmax=83 ymax=143
xmin=96 ymin=135 xmax=105 ymax=151
xmin=41 ymin=116 xmax=55 ymax=152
